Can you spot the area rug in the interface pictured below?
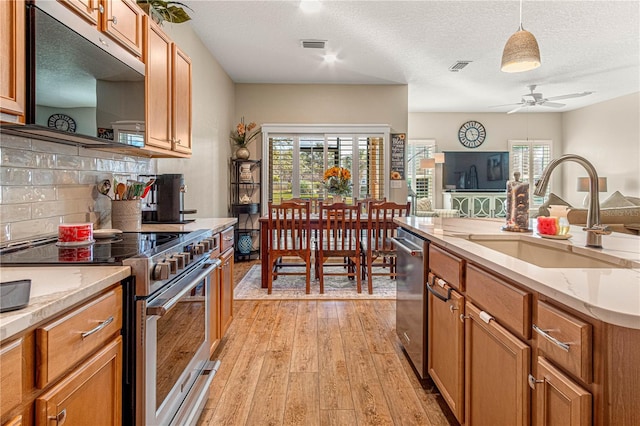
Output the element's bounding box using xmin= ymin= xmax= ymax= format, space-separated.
xmin=235 ymin=265 xmax=397 ymax=300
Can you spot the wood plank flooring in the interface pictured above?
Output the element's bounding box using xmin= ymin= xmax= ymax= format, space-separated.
xmin=198 ymin=300 xmax=456 ymax=426
xmin=197 ymin=296 xmax=458 ymax=425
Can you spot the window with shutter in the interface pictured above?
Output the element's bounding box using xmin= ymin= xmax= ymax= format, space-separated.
xmin=509 ymin=140 xmax=553 ymax=206
xmin=407 ymin=140 xmax=436 ymax=205
xmin=267 ymin=132 xmax=386 ymax=204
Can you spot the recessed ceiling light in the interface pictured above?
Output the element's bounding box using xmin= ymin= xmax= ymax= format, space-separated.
xmin=300 ymin=0 xmax=321 ymax=13
xmin=323 ymin=53 xmax=337 ymax=63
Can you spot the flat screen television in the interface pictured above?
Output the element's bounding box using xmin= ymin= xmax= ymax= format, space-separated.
xmin=442 ymin=151 xmax=509 ymax=192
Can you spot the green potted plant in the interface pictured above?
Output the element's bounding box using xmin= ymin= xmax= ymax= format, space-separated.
xmin=136 ymin=0 xmax=193 ymax=24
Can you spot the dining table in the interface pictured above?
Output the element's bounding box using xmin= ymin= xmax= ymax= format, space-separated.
xmin=258 ymin=213 xmax=368 ymax=289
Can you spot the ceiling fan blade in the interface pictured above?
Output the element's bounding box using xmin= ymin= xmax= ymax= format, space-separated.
xmin=539 ymin=101 xmax=565 ymax=108
xmin=489 ymin=102 xmax=524 ymax=108
xmin=507 ymin=105 xmax=526 ymax=114
xmin=545 ymin=91 xmax=593 ymax=101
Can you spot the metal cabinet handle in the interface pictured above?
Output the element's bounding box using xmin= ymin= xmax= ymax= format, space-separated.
xmin=528 ymin=374 xmax=544 ymax=390
xmin=49 ymin=408 xmax=67 ymax=425
xmin=81 ymin=316 xmax=114 ymax=339
xmin=532 ymin=324 xmax=570 ymax=352
xmin=391 ymin=237 xmax=423 ymax=257
xmin=92 ymin=4 xmax=105 ymax=13
xmin=426 ymin=275 xmax=452 ymax=302
xmin=108 ymin=15 xmax=118 ymax=24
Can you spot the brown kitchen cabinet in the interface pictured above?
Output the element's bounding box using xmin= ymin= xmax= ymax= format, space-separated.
xmin=0 ymin=284 xmax=123 ymax=426
xmin=58 ymin=0 xmax=143 ymax=56
xmin=531 ymin=356 xmax=591 ymax=426
xmin=219 ymin=246 xmax=234 ymax=339
xmin=34 ymin=337 xmax=122 ymax=426
xmin=464 ymin=301 xmax=531 ymax=426
xmin=426 ymin=274 xmax=464 ymax=423
xmin=208 ymin=258 xmax=221 ymax=356
xmin=0 ymin=0 xmax=25 ymax=125
xmin=143 ymin=16 xmax=192 ymax=157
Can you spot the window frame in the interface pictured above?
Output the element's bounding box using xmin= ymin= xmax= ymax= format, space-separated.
xmin=261 ymin=124 xmax=391 ymax=214
xmin=508 ymin=139 xmax=553 ymax=207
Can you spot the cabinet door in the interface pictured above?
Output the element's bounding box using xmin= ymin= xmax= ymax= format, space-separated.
xmin=35 ymin=337 xmax=122 ymax=426
xmin=533 ymin=357 xmax=591 ymax=426
xmin=144 ymin=17 xmax=172 ymax=150
xmin=209 ymin=264 xmax=221 ymax=356
xmin=102 ymin=0 xmax=143 ymax=56
xmin=0 ymin=0 xmax=25 ymax=124
xmin=58 ymin=0 xmax=99 ymax=24
xmin=171 ymin=44 xmax=192 ymax=154
xmin=427 ymin=279 xmax=464 ymax=423
xmin=465 ymin=301 xmax=531 ymax=426
xmin=219 ymin=248 xmax=234 ymax=338
xmin=1 ymin=339 xmax=23 ymax=417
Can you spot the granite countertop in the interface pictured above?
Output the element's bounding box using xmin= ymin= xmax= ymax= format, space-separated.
xmin=395 ymin=216 xmax=640 ymax=329
xmin=0 ymin=217 xmax=237 ymax=343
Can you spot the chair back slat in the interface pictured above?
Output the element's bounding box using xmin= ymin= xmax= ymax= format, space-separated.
xmin=367 ymin=201 xmax=411 ymax=252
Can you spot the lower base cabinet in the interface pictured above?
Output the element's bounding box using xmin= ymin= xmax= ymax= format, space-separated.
xmin=531 ymin=356 xmax=592 ymax=426
xmin=208 ymin=265 xmax=221 ymax=356
xmin=35 ymin=336 xmax=122 ymax=426
xmin=427 ymin=276 xmax=465 ymax=423
xmin=219 ymin=247 xmax=234 ymax=338
xmin=464 ymin=301 xmax=531 ymax=426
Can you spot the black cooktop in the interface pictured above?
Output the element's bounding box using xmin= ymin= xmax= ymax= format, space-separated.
xmin=0 ymin=232 xmax=183 ymax=265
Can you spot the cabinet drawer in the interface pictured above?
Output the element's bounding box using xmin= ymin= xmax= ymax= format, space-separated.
xmin=36 ymin=287 xmax=122 ymax=388
xmin=1 ymin=338 xmax=23 ymax=415
xmin=534 ymin=301 xmax=592 ymax=383
xmin=429 ymin=245 xmax=465 ymax=291
xmin=466 ymin=264 xmax=531 ymax=339
xmin=220 ymin=226 xmax=234 ymax=252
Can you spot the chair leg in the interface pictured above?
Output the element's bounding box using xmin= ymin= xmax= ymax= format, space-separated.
xmin=355 ymin=255 xmax=362 ymax=293
xmin=305 ymin=255 xmax=311 ymax=294
xmin=267 ymin=254 xmax=273 ymax=294
xmin=318 ymin=255 xmax=324 ymax=294
xmin=367 ymin=254 xmax=373 ymax=294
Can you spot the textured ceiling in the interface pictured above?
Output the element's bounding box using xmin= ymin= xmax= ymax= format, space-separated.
xmin=183 ymin=0 xmax=640 ymax=113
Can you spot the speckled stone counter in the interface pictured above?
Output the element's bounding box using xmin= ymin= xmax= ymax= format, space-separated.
xmin=0 ymin=217 xmax=237 ymax=342
xmin=395 ymin=216 xmax=640 ymax=329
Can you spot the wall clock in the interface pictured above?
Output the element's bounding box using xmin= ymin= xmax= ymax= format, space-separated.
xmin=458 ymin=120 xmax=486 ymax=148
xmin=47 ymin=114 xmax=77 ymax=133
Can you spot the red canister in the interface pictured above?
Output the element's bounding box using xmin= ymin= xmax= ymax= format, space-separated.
xmin=58 ymin=223 xmax=94 ymax=244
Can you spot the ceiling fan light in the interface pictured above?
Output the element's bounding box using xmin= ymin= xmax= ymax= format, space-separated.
xmin=501 ymin=28 xmax=541 ymax=73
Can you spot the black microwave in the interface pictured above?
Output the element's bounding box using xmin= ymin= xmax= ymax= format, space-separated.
xmin=2 ymin=1 xmax=146 ymax=148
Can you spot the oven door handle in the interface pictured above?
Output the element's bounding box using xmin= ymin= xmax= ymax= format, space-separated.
xmin=146 ymin=259 xmax=221 ymax=317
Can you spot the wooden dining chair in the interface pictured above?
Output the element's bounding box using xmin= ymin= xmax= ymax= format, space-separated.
xmin=361 ymin=201 xmax=411 ymax=294
xmin=354 ymin=196 xmax=386 ymax=214
xmin=316 ymin=201 xmax=362 ymax=293
xmin=266 ymin=200 xmax=312 ymax=294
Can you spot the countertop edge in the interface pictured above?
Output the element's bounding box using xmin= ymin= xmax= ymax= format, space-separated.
xmin=396 ymin=216 xmax=640 ymax=330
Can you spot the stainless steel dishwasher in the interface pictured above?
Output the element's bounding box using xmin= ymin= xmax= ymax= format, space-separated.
xmin=393 ymin=227 xmax=429 ymax=383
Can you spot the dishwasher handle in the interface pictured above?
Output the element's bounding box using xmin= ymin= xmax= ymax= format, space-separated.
xmin=426 ymin=274 xmax=452 ymax=302
xmin=391 ymin=237 xmax=423 ymax=257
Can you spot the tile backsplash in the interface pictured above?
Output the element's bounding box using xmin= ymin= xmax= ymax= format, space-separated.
xmin=0 ymin=133 xmax=156 ymax=243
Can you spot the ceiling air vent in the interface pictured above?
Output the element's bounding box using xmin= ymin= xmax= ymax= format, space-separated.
xmin=301 ymin=39 xmax=327 ymax=49
xmin=449 ymin=61 xmax=472 ymax=72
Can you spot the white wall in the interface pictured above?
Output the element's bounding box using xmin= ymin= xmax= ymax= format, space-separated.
xmin=562 ymin=92 xmax=640 ymax=206
xmin=409 ymin=112 xmax=563 ymax=207
xmin=156 ymin=24 xmax=236 ymax=218
xmin=234 ymin=83 xmax=409 ymax=202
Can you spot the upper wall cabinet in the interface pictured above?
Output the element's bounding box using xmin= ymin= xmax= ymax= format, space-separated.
xmin=143 ymin=16 xmax=192 ymax=157
xmin=0 ymin=0 xmax=25 ymax=124
xmin=59 ymin=0 xmax=144 ymax=56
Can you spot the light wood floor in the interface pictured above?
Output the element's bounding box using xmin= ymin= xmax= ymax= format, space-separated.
xmin=197 ymin=262 xmax=457 ymax=426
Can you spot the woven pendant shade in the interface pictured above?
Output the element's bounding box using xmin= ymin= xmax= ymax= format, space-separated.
xmin=501 ymin=25 xmax=541 ymax=72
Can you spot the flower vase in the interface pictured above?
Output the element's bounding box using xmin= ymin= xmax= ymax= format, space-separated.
xmin=238 ymin=234 xmax=253 ymax=255
xmin=332 ymin=195 xmax=343 ymax=204
xmin=235 ymin=146 xmax=250 ymax=160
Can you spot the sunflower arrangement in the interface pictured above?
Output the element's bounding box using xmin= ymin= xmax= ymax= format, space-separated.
xmin=323 ymin=166 xmax=352 ymax=196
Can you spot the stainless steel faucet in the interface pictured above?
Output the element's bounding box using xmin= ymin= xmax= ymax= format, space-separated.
xmin=534 ymin=154 xmax=611 ymax=248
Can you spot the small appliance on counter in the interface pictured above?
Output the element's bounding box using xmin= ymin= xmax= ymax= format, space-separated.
xmin=141 ymin=174 xmax=197 ymax=224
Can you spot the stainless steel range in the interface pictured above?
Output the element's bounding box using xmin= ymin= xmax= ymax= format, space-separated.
xmin=0 ymin=229 xmax=221 ymax=425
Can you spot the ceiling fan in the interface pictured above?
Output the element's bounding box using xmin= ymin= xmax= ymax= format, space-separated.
xmin=493 ymin=85 xmax=594 ymax=114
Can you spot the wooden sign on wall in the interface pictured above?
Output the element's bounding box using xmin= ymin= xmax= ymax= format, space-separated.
xmin=390 ymin=133 xmax=406 ymax=180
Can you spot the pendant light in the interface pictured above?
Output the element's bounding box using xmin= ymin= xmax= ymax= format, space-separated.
xmin=501 ymin=0 xmax=541 ymax=73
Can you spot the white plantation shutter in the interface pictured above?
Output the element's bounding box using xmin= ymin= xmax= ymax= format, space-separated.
xmin=268 ymin=133 xmax=386 ymax=203
xmin=509 ymin=140 xmax=553 ymax=206
xmin=407 ymin=141 xmax=435 ymax=201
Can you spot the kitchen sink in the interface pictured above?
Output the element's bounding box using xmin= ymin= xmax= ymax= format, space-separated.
xmin=466 ymin=237 xmax=626 ymax=269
